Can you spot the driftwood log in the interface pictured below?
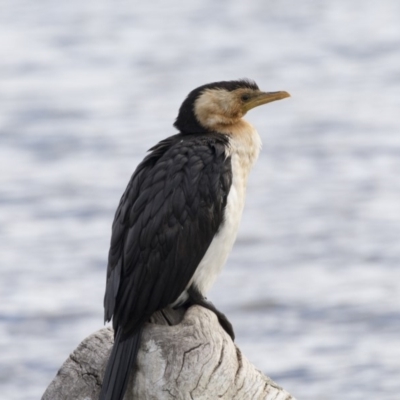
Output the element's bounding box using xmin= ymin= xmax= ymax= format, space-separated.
xmin=42 ymin=305 xmax=295 ymax=400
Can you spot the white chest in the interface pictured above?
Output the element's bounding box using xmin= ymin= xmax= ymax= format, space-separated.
xmin=181 ymin=122 xmax=262 ymax=300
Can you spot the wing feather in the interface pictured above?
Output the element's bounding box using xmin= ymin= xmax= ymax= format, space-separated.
xmin=104 ymin=133 xmax=232 ymax=337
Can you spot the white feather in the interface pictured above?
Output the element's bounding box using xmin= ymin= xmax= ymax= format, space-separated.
xmin=173 ymin=121 xmax=261 ymax=305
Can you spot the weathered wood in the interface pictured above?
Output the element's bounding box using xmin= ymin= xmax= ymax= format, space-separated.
xmin=42 ymin=306 xmax=295 ymax=400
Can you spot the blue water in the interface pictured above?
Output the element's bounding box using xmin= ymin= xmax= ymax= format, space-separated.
xmin=1 ymin=1 xmax=400 ymax=399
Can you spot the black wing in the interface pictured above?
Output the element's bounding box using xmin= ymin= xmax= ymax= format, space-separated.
xmin=104 ymin=132 xmax=232 ymax=338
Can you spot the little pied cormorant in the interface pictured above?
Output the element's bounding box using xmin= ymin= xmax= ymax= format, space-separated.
xmin=99 ymin=79 xmax=290 ymax=400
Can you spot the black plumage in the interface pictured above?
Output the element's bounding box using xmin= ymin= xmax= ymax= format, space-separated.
xmin=99 ymin=79 xmax=289 ymax=400
xmin=100 ymin=132 xmax=233 ymax=400
xmin=104 ymin=132 xmax=232 ymax=339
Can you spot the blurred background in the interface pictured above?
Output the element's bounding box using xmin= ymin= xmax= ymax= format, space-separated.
xmin=1 ymin=1 xmax=400 ymax=399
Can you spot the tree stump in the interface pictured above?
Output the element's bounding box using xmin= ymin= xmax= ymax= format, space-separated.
xmin=42 ymin=306 xmax=295 ymax=400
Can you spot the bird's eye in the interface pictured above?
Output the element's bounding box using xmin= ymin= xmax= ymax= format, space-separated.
xmin=241 ymin=94 xmax=250 ymax=101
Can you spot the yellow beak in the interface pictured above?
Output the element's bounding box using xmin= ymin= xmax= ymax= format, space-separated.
xmin=244 ymin=91 xmax=290 ymax=112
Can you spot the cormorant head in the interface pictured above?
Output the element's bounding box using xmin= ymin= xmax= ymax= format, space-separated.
xmin=174 ymin=79 xmax=290 ymax=134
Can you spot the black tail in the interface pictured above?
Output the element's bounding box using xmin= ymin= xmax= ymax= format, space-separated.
xmin=99 ymin=327 xmax=143 ymax=400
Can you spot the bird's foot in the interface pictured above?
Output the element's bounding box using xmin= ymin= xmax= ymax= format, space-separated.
xmin=212 ymin=308 xmax=235 ymax=341
xmin=187 ymin=287 xmax=235 ymax=341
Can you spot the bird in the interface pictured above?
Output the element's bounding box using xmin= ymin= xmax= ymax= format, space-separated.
xmin=99 ymin=79 xmax=290 ymax=400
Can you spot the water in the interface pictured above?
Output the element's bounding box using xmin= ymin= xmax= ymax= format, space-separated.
xmin=1 ymin=1 xmax=400 ymax=399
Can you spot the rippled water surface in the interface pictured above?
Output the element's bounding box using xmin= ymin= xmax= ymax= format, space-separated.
xmin=1 ymin=1 xmax=400 ymax=399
